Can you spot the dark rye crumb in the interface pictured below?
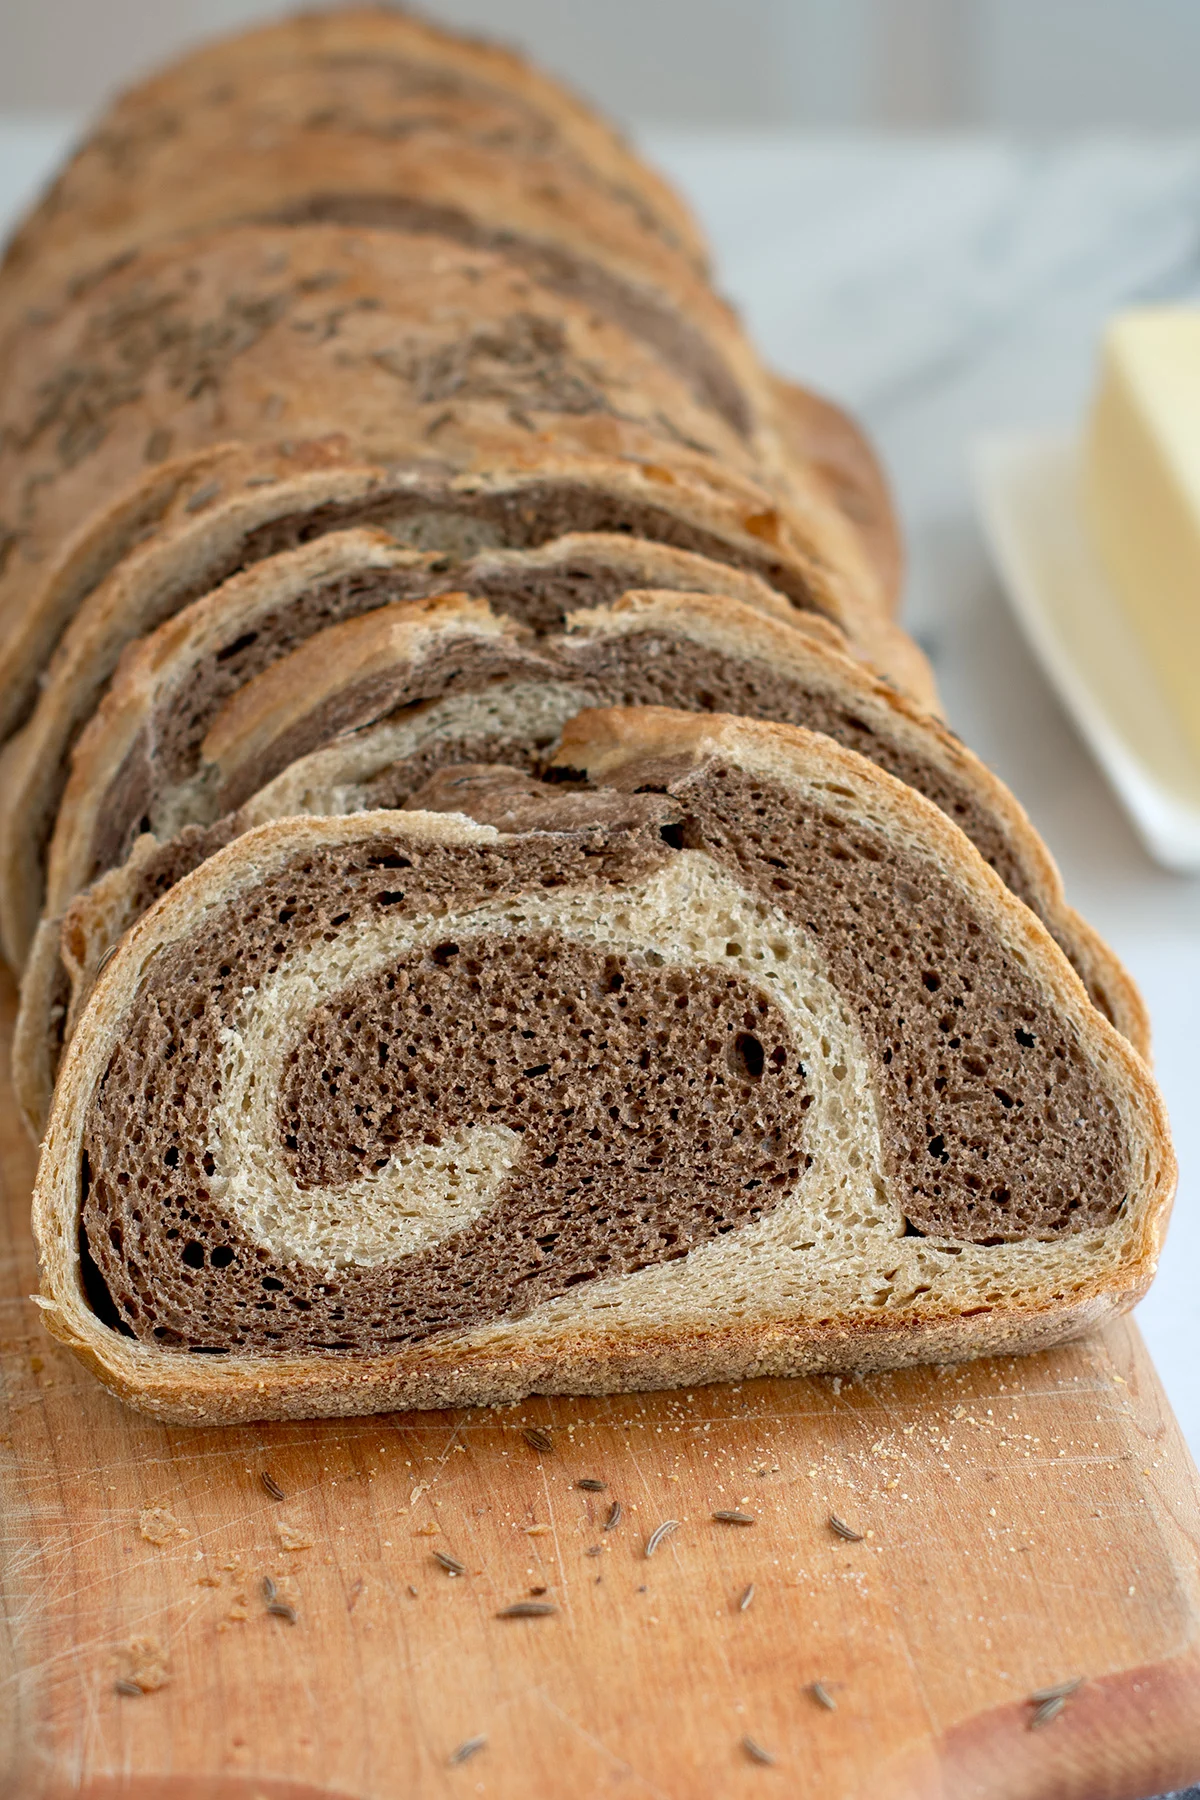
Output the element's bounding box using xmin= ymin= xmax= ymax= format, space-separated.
xmin=260 ymin=1472 xmax=285 ymax=1501
xmin=449 ymin=1735 xmax=487 ymax=1765
xmin=828 ymin=1514 xmax=864 ymax=1542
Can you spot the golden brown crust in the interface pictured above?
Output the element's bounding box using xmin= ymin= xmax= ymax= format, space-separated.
xmin=0 ymin=16 xmax=903 ymax=645
xmin=12 ymin=912 xmax=70 ymax=1143
xmin=33 ymin=1286 xmax=1133 ymax=1428
xmin=31 ymin=715 xmax=1175 ymax=1424
xmin=0 ymin=87 xmax=705 ymax=328
xmin=0 ymin=221 xmax=907 ymax=755
xmin=1053 ymin=901 xmax=1153 ymax=1065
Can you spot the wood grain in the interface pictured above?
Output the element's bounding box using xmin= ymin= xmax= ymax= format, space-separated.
xmin=2 ymin=966 xmax=1198 ymax=1800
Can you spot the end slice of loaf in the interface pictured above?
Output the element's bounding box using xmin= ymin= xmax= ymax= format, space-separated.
xmin=32 ymin=709 xmax=1173 ymax=1424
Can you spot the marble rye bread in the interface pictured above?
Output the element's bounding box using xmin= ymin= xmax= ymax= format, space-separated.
xmin=10 ymin=546 xmax=827 ymax=1118
xmin=37 ymin=539 xmax=837 ymax=923
xmin=32 ymin=710 xmax=1174 ymax=1424
xmin=4 ymin=7 xmax=1171 ymax=1421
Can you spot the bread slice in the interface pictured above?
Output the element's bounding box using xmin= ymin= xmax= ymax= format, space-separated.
xmin=31 ymin=708 xmax=1173 ymax=1424
xmin=3 ymin=217 xmax=863 ymax=743
xmin=0 ymin=443 xmax=928 ymax=971
xmin=16 ymin=586 xmax=1143 ymax=1134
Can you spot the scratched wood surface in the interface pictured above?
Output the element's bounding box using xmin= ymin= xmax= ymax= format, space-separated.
xmin=2 ymin=970 xmax=1199 ymax=1800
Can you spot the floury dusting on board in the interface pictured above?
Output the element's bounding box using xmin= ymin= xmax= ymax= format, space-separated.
xmin=0 ymin=5 xmax=1172 ymax=1423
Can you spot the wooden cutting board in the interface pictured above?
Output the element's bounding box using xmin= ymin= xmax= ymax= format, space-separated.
xmin=2 ymin=967 xmax=1198 ymax=1800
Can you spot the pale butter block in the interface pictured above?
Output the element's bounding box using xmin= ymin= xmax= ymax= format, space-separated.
xmin=1084 ymin=307 xmax=1200 ymax=759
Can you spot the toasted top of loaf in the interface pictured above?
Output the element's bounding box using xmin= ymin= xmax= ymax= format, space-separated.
xmin=31 ymin=708 xmax=1173 ymax=1423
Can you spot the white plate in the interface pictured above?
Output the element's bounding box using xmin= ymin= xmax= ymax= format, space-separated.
xmin=971 ymin=430 xmax=1200 ymax=872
